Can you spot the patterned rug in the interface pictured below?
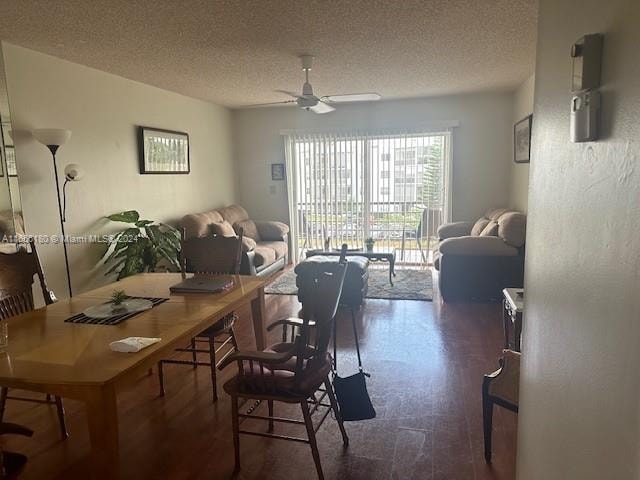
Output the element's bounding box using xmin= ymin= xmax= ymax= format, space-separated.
xmin=265 ymin=267 xmax=433 ymax=301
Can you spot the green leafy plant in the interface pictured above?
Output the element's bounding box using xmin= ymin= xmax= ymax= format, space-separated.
xmin=102 ymin=210 xmax=181 ymax=280
xmin=110 ymin=290 xmax=128 ymax=305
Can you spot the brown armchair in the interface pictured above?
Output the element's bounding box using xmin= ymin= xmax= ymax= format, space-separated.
xmin=219 ymin=253 xmax=349 ymax=480
xmin=433 ymin=208 xmax=526 ymax=302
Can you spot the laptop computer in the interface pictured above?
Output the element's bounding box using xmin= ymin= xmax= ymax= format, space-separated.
xmin=170 ymin=277 xmax=234 ymax=294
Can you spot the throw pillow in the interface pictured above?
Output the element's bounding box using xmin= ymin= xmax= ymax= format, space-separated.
xmin=234 ymin=219 xmax=261 ymax=241
xmin=470 ymin=218 xmax=490 ymax=236
xmin=210 ymin=220 xmax=236 ymax=237
xmin=479 ymin=220 xmax=499 ymax=237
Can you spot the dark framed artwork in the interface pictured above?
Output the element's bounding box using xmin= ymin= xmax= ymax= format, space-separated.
xmin=514 ymin=114 xmax=533 ymax=163
xmin=271 ymin=163 xmax=285 ymax=181
xmin=138 ymin=126 xmax=190 ymax=174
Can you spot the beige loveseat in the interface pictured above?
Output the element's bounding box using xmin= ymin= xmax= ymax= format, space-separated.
xmin=433 ymin=208 xmax=526 ymax=302
xmin=181 ymin=205 xmax=289 ymax=277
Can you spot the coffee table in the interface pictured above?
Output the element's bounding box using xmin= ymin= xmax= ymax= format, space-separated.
xmin=305 ymin=249 xmax=397 ymax=285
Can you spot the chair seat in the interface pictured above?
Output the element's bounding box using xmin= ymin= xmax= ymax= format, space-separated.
xmin=223 ymin=351 xmax=332 ymax=399
xmin=197 ymin=312 xmax=236 ymax=337
xmin=263 ymin=342 xmax=318 ymax=371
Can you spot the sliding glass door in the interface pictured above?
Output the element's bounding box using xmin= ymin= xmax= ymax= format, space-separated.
xmin=284 ymin=130 xmax=452 ymax=265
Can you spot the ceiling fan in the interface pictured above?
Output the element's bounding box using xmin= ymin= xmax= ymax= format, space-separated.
xmin=254 ymin=55 xmax=381 ymax=114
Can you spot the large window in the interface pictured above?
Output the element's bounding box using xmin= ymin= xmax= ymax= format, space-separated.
xmin=284 ymin=130 xmax=452 ymax=264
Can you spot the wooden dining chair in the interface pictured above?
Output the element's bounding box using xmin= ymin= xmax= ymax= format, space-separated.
xmin=482 ymin=349 xmax=520 ymax=462
xmin=0 ymin=422 xmax=34 ymax=479
xmin=0 ymin=240 xmax=67 ymax=440
xmin=219 ymin=249 xmax=349 ymax=480
xmin=158 ymin=228 xmax=244 ymax=402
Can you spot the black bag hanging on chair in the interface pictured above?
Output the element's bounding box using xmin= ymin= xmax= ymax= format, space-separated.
xmin=332 ymin=309 xmax=376 ymax=421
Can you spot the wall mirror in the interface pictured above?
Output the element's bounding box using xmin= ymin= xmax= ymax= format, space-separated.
xmin=0 ymin=42 xmax=23 ymax=251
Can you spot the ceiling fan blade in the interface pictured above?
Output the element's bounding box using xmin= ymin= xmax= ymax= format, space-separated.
xmin=322 ymin=93 xmax=381 ymax=103
xmin=309 ymin=101 xmax=335 ymax=114
xmin=243 ymin=100 xmax=297 ymax=108
xmin=275 ymin=89 xmax=302 ymax=99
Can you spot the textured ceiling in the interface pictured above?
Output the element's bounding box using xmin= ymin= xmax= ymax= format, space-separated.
xmin=0 ymin=0 xmax=538 ymax=108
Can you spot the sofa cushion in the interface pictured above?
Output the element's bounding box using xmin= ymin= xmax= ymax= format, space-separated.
xmin=210 ymin=220 xmax=236 ymax=237
xmin=181 ymin=211 xmax=224 ymax=239
xmin=253 ymin=245 xmax=277 ymax=267
xmin=242 ymin=237 xmax=257 ymax=253
xmin=256 ymin=221 xmax=290 ymax=241
xmin=480 ymin=220 xmax=499 ymax=236
xmin=498 ymin=212 xmax=527 ymax=248
xmin=471 ymin=218 xmax=490 ymax=236
xmin=437 ymin=221 xmax=474 ymax=240
xmin=218 ymin=205 xmax=249 ymax=226
xmin=485 ymin=208 xmax=509 ymax=221
xmin=258 ymin=240 xmax=287 ymax=260
xmin=439 ymin=236 xmax=519 ymax=256
xmin=234 ymin=219 xmax=261 ymax=241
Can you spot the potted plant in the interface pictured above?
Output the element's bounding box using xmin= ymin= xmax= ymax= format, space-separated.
xmin=364 ymin=237 xmax=375 ymax=252
xmin=110 ymin=290 xmax=128 ymax=313
xmin=102 ymin=210 xmax=181 ymax=280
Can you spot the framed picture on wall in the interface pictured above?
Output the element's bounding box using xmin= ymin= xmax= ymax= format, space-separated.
xmin=271 ymin=163 xmax=285 ymax=181
xmin=138 ymin=126 xmax=190 ymax=174
xmin=514 ymin=114 xmax=533 ymax=163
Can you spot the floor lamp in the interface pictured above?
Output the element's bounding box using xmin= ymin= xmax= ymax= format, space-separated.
xmin=33 ymin=128 xmax=73 ymax=297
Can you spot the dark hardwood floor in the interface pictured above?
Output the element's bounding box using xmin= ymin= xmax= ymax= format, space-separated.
xmin=1 ymin=271 xmax=517 ymax=479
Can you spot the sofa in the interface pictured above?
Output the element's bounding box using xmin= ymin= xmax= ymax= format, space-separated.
xmin=181 ymin=205 xmax=289 ymax=277
xmin=433 ymin=208 xmax=526 ymax=302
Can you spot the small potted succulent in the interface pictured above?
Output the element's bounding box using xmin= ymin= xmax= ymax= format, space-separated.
xmin=364 ymin=237 xmax=375 ymax=252
xmin=110 ymin=290 xmax=129 ymax=314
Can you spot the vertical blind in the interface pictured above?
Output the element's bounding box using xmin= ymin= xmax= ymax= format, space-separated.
xmin=284 ymin=128 xmax=452 ymax=264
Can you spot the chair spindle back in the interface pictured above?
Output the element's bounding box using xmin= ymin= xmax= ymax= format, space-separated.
xmin=180 ymin=227 xmax=244 ymax=275
xmin=0 ymin=240 xmax=56 ymax=320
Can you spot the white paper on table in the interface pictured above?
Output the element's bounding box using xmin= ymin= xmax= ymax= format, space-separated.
xmin=109 ymin=337 xmax=161 ymax=353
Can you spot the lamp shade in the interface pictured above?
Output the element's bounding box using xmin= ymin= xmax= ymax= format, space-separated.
xmin=32 ymin=128 xmax=72 ymax=147
xmin=64 ymin=163 xmax=84 ymax=181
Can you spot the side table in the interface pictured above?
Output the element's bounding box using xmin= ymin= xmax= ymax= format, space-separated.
xmin=502 ymin=288 xmax=524 ymax=352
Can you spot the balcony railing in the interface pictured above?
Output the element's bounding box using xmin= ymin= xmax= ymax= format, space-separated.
xmin=297 ymin=201 xmax=444 ymax=265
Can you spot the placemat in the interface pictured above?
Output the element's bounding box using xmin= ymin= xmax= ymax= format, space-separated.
xmin=64 ymin=297 xmax=169 ymax=325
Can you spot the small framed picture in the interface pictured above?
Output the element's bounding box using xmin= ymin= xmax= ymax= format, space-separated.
xmin=514 ymin=114 xmax=533 ymax=163
xmin=138 ymin=126 xmax=190 ymax=174
xmin=271 ymin=163 xmax=285 ymax=181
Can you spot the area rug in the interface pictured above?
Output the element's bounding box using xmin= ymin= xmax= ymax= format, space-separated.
xmin=265 ymin=267 xmax=433 ymax=301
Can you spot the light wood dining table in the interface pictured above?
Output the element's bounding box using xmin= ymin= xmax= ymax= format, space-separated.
xmin=0 ymin=272 xmax=268 ymax=479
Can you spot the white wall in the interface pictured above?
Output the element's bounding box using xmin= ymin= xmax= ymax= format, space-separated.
xmin=509 ymin=74 xmax=535 ymax=213
xmin=3 ymin=44 xmax=236 ymax=299
xmin=232 ymin=92 xmax=514 ymax=224
xmin=517 ymin=1 xmax=640 ymax=479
